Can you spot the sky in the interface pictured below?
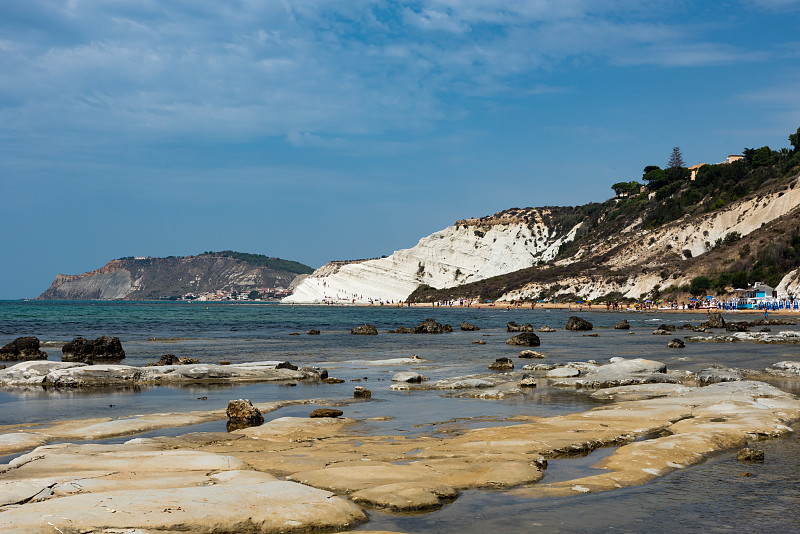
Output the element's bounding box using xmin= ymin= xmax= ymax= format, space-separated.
xmin=2 ymin=0 xmax=800 ymax=299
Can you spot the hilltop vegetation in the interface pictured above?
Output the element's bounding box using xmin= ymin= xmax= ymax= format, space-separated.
xmin=201 ymin=251 xmax=314 ymax=274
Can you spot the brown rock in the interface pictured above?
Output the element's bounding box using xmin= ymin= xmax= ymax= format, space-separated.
xmin=310 ymin=408 xmax=344 ymax=418
xmin=0 ymin=336 xmax=47 ymax=361
xmin=351 ymin=324 xmax=378 ymax=335
xmin=736 ymin=447 xmax=764 ymax=462
xmin=354 ymin=386 xmax=372 ymax=398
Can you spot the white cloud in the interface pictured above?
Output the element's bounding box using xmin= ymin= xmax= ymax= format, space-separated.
xmin=0 ymin=0 xmax=785 ymax=149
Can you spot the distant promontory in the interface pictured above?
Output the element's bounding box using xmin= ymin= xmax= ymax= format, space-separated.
xmin=38 ymin=251 xmax=314 ymax=301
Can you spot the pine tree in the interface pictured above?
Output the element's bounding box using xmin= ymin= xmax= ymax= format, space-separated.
xmin=667 ymin=146 xmax=685 ymax=181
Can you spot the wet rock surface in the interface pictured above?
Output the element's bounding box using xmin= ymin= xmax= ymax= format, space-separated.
xmin=0 ymin=337 xmax=47 ymax=361
xmin=539 ymin=325 xmax=556 ymax=332
xmin=460 ymin=322 xmax=479 ymax=331
xmin=507 ymin=321 xmax=534 ymax=332
xmin=614 ymin=320 xmax=630 ymax=330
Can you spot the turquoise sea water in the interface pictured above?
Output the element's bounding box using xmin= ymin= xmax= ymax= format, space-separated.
xmin=2 ymin=300 xmax=800 ymax=532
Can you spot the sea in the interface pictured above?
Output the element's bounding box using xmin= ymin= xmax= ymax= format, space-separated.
xmin=1 ymin=300 xmax=799 ymax=533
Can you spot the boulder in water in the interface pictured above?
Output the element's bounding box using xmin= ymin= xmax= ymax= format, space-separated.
xmin=62 ymin=336 xmax=125 ymax=363
xmin=0 ymin=337 xmax=47 ymax=361
xmin=565 ymin=316 xmax=593 ymax=331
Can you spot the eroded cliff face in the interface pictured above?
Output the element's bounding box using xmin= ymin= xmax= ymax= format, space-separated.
xmin=39 ymin=256 xmax=300 ymax=300
xmin=287 ymin=176 xmax=800 ymax=304
xmin=284 ymin=209 xmax=582 ymax=303
xmin=505 ymin=178 xmax=800 ymax=301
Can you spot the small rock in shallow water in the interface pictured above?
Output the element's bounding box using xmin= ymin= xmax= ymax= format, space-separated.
xmin=737 ymin=447 xmax=765 ymax=463
xmin=519 ymin=376 xmax=537 ymax=388
xmin=565 ymin=316 xmax=593 ymax=331
xmin=667 ymin=338 xmax=685 ymax=349
xmin=226 ymin=399 xmax=264 ymax=431
xmin=351 ymin=324 xmax=378 ymax=335
xmin=488 ymin=357 xmax=514 ymax=371
xmin=353 ymin=386 xmax=371 ymax=398
xmin=310 ymin=408 xmax=344 ymax=418
xmin=472 ymin=340 xmax=487 ymax=345
xmin=506 ymin=333 xmax=541 ymax=346
xmin=519 ymin=350 xmax=546 ymax=359
xmin=307 ymin=329 xmax=321 ymax=335
xmin=539 ymin=325 xmax=556 ymax=333
xmin=392 ymin=371 xmax=426 ymax=383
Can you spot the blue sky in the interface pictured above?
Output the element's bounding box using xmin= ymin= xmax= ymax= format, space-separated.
xmin=2 ymin=0 xmax=800 ymax=298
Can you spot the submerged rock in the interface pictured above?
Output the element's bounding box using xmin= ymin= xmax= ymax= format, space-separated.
xmin=351 ymin=324 xmax=378 ymax=335
xmin=62 ymin=336 xmax=125 ymax=363
xmin=737 ymin=447 xmax=765 ymax=463
xmin=392 ymin=371 xmax=426 ymax=383
xmin=310 ymin=408 xmax=344 ymax=418
xmin=565 ymin=316 xmax=593 ymax=331
xmin=148 ymin=354 xmax=199 ymax=366
xmin=488 ymin=357 xmax=514 ymax=371
xmin=0 ymin=337 xmax=47 ymax=361
xmin=391 ymin=326 xmax=415 ymax=334
xmin=307 ymin=329 xmax=321 ymax=335
xmin=506 ymin=332 xmax=541 ymax=346
xmin=725 ymin=322 xmax=750 ymax=332
xmin=667 ymin=338 xmax=685 ymax=349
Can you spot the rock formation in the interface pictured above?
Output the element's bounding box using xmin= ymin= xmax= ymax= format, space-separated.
xmin=62 ymin=336 xmax=125 ymax=363
xmin=0 ymin=337 xmax=47 ymax=361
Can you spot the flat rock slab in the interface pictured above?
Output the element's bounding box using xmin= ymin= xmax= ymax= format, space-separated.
xmin=0 ymin=443 xmax=365 ymax=532
xmin=0 ymin=399 xmax=315 ymax=457
xmin=0 ymin=360 xmax=312 ymax=387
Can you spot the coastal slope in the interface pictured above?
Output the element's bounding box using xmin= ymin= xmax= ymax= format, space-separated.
xmin=38 ymin=252 xmax=313 ymax=300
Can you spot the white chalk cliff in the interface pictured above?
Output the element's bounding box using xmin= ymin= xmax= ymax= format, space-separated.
xmin=284 ymin=209 xmax=580 ymax=304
